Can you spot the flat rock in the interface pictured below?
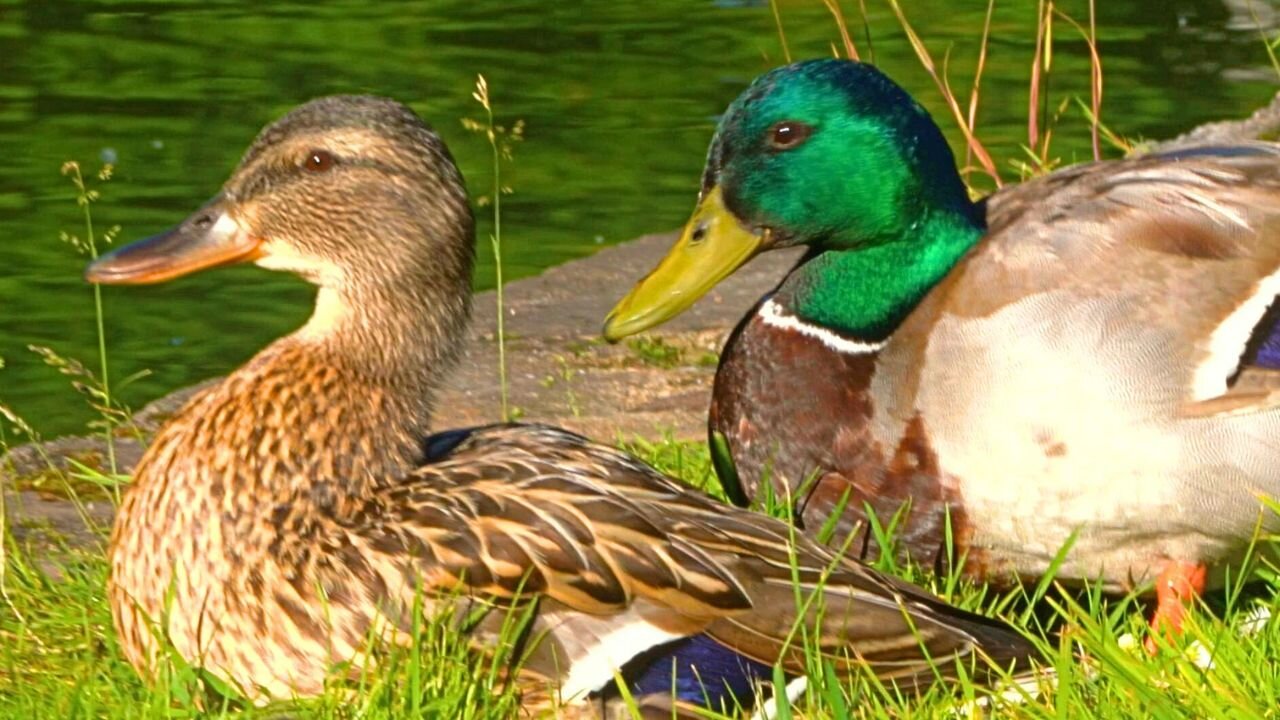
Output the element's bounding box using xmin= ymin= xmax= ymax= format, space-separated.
xmin=1151 ymin=91 xmax=1280 ymax=150
xmin=440 ymin=231 xmax=803 ymax=440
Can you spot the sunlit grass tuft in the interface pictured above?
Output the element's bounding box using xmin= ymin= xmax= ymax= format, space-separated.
xmin=60 ymin=162 xmax=126 ymax=479
xmin=0 ymin=523 xmax=529 ymax=719
xmin=4 ymin=439 xmax=1280 ymax=717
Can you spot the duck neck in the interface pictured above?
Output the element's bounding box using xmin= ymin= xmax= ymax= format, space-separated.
xmin=290 ymin=267 xmax=473 ymax=428
xmin=175 ymin=270 xmax=473 ymax=505
xmin=775 ymin=207 xmax=983 ymax=342
xmin=297 ymin=277 xmax=470 ymax=386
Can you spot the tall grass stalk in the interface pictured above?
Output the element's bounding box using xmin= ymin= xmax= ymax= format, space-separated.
xmin=1087 ymin=0 xmax=1101 ymax=159
xmin=0 ymin=425 xmax=26 ymax=642
xmin=1028 ymin=0 xmax=1053 ymax=155
xmin=1055 ymin=2 xmax=1103 ymax=161
xmin=821 ymin=0 xmax=860 ymax=61
xmin=770 ymin=0 xmax=792 ymax=63
xmin=885 ymin=0 xmax=1003 ymax=187
xmin=855 ymin=0 xmax=873 ymax=63
xmin=963 ymin=0 xmax=996 ymax=176
xmin=62 ymin=161 xmax=119 ymax=476
xmin=466 ymin=76 xmax=523 ymax=423
xmin=1248 ymin=0 xmax=1280 ymax=81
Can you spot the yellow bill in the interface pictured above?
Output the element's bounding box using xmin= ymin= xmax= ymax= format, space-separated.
xmin=603 ymin=186 xmax=766 ymax=342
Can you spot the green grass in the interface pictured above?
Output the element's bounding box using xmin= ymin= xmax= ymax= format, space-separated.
xmin=626 ymin=336 xmax=685 ymax=369
xmin=3 ymin=438 xmax=1280 ymax=718
xmin=0 ymin=532 xmax=526 ymax=719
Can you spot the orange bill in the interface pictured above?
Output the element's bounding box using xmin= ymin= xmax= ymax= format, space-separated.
xmin=85 ymin=195 xmax=262 ymax=285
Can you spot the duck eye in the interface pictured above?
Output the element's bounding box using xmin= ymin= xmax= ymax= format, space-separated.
xmin=304 ymin=150 xmax=336 ymax=173
xmin=767 ymin=121 xmax=813 ymax=151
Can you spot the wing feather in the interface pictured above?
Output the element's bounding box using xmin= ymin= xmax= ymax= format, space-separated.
xmin=343 ymin=423 xmax=1034 ymax=692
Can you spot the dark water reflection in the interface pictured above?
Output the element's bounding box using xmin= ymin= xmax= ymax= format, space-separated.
xmin=1 ymin=0 xmax=1276 ymax=435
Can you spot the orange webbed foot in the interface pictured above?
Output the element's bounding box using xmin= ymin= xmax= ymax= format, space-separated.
xmin=1144 ymin=560 xmax=1207 ymax=654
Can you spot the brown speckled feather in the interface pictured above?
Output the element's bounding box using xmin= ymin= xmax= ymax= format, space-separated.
xmin=380 ymin=425 xmax=1027 ymax=678
xmin=710 ymin=297 xmax=965 ymax=569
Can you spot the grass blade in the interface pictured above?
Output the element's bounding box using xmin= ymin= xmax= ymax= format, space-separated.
xmin=886 ymin=0 xmax=1002 ymax=186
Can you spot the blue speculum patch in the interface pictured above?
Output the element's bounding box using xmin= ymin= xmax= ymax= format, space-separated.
xmin=1246 ymin=305 xmax=1280 ymax=371
xmin=615 ymin=633 xmax=777 ymax=708
xmin=1253 ymin=319 xmax=1280 ymax=370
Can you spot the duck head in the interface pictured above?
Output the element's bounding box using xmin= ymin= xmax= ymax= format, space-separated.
xmin=87 ymin=95 xmax=474 ymax=352
xmin=603 ymin=58 xmax=977 ymax=341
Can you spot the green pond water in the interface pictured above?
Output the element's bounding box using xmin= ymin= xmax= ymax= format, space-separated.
xmin=1 ymin=0 xmax=1277 ymax=438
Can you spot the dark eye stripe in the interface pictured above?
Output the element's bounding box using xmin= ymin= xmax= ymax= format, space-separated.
xmin=231 ymin=157 xmax=406 ymax=200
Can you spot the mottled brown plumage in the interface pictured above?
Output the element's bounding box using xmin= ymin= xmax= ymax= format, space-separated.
xmin=92 ymin=94 xmax=1035 ymax=715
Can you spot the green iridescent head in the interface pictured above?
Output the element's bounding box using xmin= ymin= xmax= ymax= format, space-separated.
xmin=709 ymin=59 xmax=973 ymax=249
xmin=604 ymin=59 xmax=976 ymax=341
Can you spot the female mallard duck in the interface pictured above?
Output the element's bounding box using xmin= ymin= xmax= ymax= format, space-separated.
xmin=87 ymin=95 xmax=1036 ymax=715
xmin=604 ymin=58 xmax=1280 ymax=640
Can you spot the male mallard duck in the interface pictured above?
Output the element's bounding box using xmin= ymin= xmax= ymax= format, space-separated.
xmin=604 ymin=58 xmax=1280 ymax=640
xmin=88 ymin=95 xmax=1036 ymax=715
